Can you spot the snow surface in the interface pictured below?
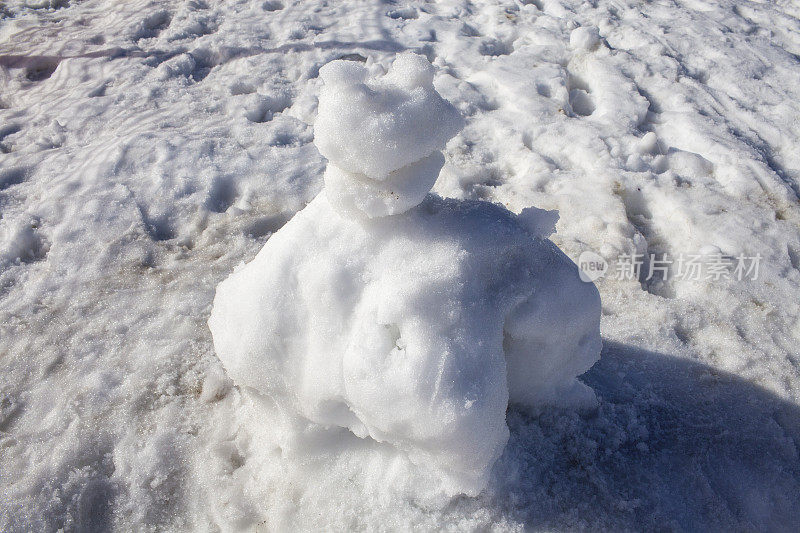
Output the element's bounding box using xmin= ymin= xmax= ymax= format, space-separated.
xmin=2 ymin=0 xmax=800 ymax=530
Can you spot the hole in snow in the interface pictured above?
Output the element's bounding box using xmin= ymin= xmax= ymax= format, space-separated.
xmin=460 ymin=24 xmax=481 ymax=37
xmin=75 ymin=478 xmax=114 ymax=532
xmin=566 ymin=72 xmax=591 ymax=93
xmin=479 ymin=39 xmax=512 ymax=57
xmin=569 ymin=89 xmax=595 ymax=116
xmin=205 ymin=177 xmax=237 ymax=213
xmin=337 ymin=53 xmax=368 ymax=63
xmin=138 ymin=208 xmax=176 ymax=241
xmin=87 ymin=84 xmax=107 ymax=97
xmin=0 ymin=123 xmax=22 ymax=141
xmin=0 ymin=167 xmax=28 ymax=190
xmin=262 ymin=1 xmax=284 ymax=11
xmin=25 ymin=61 xmax=58 ymax=82
xmin=536 ymin=84 xmax=551 ymax=98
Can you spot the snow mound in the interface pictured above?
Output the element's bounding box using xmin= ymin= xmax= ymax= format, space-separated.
xmin=208 ymin=54 xmax=601 ymax=495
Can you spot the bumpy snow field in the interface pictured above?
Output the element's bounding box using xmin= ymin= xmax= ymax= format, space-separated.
xmin=2 ymin=0 xmax=800 ymax=530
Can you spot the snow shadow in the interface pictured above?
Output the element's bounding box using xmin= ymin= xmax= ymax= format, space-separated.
xmin=486 ymin=340 xmax=800 ymax=531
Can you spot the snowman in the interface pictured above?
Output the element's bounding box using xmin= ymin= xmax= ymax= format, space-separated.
xmin=208 ymin=53 xmax=601 ymax=495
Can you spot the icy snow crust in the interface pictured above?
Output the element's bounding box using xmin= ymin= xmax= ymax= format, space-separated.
xmin=209 ymin=54 xmax=600 ymax=493
xmin=3 ymin=0 xmax=800 ymax=530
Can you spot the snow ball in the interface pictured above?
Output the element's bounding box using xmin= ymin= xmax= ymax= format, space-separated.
xmin=314 ymin=53 xmax=464 ymax=179
xmin=383 ymin=52 xmax=434 ymax=89
xmin=637 ymin=131 xmax=661 ymax=154
xmin=569 ymin=26 xmax=601 ymax=51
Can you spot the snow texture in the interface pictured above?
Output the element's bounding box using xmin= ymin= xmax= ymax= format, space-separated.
xmin=2 ymin=0 xmax=800 ymax=530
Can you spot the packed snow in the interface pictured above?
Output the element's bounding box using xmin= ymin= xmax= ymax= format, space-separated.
xmin=209 ymin=55 xmax=601 ymax=494
xmin=2 ymin=0 xmax=800 ymax=530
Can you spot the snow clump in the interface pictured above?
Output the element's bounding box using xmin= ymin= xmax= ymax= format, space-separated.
xmin=208 ymin=53 xmax=602 ymax=495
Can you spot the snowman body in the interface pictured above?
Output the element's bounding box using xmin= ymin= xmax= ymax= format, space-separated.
xmin=208 ymin=54 xmax=601 ymax=495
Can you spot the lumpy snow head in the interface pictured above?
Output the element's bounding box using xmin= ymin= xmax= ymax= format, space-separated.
xmin=314 ymin=53 xmax=464 ymax=218
xmin=208 ymin=53 xmax=601 ymax=496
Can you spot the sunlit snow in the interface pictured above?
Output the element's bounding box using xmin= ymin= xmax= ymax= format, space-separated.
xmin=2 ymin=0 xmax=800 ymax=530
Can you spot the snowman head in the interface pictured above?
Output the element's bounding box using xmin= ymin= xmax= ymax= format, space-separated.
xmin=314 ymin=53 xmax=463 ymax=181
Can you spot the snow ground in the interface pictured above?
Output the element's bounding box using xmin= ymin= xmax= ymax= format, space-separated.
xmin=1 ymin=0 xmax=800 ymax=530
